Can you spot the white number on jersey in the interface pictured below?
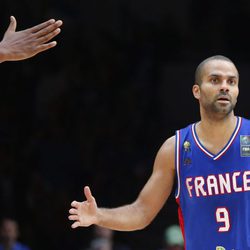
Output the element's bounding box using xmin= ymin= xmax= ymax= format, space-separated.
xmin=216 ymin=207 xmax=230 ymax=232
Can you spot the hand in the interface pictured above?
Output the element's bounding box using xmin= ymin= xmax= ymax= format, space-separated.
xmin=0 ymin=16 xmax=63 ymax=62
xmin=69 ymin=186 xmax=98 ymax=228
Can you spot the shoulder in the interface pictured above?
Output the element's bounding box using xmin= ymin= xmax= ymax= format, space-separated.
xmin=154 ymin=135 xmax=176 ymax=171
xmin=159 ymin=135 xmax=176 ymax=155
xmin=240 ymin=116 xmax=250 ymax=124
xmin=235 ymin=116 xmax=250 ymax=129
xmin=14 ymin=242 xmax=31 ymax=250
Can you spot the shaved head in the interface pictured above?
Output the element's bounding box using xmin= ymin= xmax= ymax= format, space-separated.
xmin=195 ymin=55 xmax=238 ymax=86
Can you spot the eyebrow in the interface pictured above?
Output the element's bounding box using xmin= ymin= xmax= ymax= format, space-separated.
xmin=208 ymin=74 xmax=238 ymax=79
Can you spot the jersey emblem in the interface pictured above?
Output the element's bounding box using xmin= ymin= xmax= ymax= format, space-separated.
xmin=240 ymin=135 xmax=250 ymax=157
xmin=216 ymin=246 xmax=225 ymax=250
xmin=183 ymin=140 xmax=191 ymax=152
xmin=184 ymin=157 xmax=192 ymax=166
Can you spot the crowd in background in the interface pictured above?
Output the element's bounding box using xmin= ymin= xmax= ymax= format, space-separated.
xmin=0 ymin=0 xmax=250 ymax=249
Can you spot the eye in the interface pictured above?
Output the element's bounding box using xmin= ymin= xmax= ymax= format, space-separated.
xmin=228 ymin=79 xmax=237 ymax=86
xmin=211 ymin=78 xmax=219 ymax=84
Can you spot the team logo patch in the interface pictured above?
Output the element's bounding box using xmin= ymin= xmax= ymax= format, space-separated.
xmin=184 ymin=157 xmax=192 ymax=165
xmin=240 ymin=135 xmax=250 ymax=157
xmin=183 ymin=141 xmax=191 ymax=152
xmin=216 ymin=246 xmax=225 ymax=250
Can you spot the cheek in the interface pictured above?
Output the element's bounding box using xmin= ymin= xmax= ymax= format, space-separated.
xmin=200 ymin=89 xmax=215 ymax=101
xmin=232 ymin=88 xmax=239 ymax=100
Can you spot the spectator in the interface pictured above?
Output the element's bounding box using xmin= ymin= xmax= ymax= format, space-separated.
xmin=0 ymin=217 xmax=31 ymax=250
xmin=84 ymin=225 xmax=131 ymax=250
xmin=160 ymin=224 xmax=184 ymax=250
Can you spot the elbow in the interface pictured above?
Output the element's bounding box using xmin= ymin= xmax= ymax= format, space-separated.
xmin=134 ymin=216 xmax=154 ymax=231
xmin=133 ymin=202 xmax=155 ymax=231
xmin=135 ymin=220 xmax=151 ymax=231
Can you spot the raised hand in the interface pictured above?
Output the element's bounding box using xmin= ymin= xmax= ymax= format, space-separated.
xmin=0 ymin=16 xmax=63 ymax=62
xmin=69 ymin=186 xmax=98 ymax=229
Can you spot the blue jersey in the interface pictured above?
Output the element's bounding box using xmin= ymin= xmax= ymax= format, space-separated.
xmin=0 ymin=242 xmax=30 ymax=250
xmin=175 ymin=116 xmax=250 ymax=250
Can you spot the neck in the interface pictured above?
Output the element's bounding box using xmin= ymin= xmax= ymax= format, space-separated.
xmin=3 ymin=241 xmax=15 ymax=250
xmin=195 ymin=112 xmax=238 ymax=154
xmin=199 ymin=109 xmax=237 ymax=134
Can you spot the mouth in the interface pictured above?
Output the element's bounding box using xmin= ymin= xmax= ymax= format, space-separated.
xmin=217 ymin=98 xmax=230 ymax=104
xmin=216 ymin=96 xmax=231 ymax=104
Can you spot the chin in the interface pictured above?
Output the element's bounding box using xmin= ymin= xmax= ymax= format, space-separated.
xmin=214 ymin=103 xmax=234 ymax=115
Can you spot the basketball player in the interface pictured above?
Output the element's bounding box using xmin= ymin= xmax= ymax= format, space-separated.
xmin=69 ymin=55 xmax=249 ymax=249
xmin=0 ymin=16 xmax=62 ymax=63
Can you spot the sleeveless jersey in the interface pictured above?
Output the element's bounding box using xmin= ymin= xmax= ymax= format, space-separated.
xmin=175 ymin=116 xmax=250 ymax=250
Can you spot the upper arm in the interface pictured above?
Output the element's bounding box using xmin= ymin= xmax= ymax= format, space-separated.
xmin=136 ymin=135 xmax=176 ymax=224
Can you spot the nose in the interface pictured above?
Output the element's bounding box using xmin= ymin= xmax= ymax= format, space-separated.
xmin=220 ymin=80 xmax=229 ymax=93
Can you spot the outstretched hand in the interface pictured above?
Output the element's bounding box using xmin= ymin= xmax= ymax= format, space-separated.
xmin=69 ymin=186 xmax=98 ymax=229
xmin=0 ymin=16 xmax=63 ymax=62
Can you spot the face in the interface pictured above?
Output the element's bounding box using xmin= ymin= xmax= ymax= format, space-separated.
xmin=0 ymin=219 xmax=18 ymax=243
xmin=193 ymin=60 xmax=239 ymax=118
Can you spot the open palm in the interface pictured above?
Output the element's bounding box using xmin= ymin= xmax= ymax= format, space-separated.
xmin=69 ymin=186 xmax=98 ymax=228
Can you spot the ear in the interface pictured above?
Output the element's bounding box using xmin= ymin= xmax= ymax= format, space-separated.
xmin=192 ymin=84 xmax=200 ymax=100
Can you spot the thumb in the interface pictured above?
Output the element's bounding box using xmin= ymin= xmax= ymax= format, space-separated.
xmin=6 ymin=16 xmax=17 ymax=33
xmin=84 ymin=186 xmax=95 ymax=202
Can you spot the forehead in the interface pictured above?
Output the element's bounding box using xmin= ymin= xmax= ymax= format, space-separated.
xmin=2 ymin=220 xmax=17 ymax=229
xmin=202 ymin=60 xmax=238 ymax=78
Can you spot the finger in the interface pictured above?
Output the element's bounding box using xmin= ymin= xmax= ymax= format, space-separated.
xmin=28 ymin=19 xmax=56 ymax=33
xmin=6 ymin=16 xmax=17 ymax=33
xmin=68 ymin=215 xmax=79 ymax=221
xmin=84 ymin=186 xmax=95 ymax=202
xmin=71 ymin=221 xmax=80 ymax=229
xmin=69 ymin=208 xmax=78 ymax=215
xmin=71 ymin=201 xmax=79 ymax=208
xmin=34 ymin=20 xmax=62 ymax=38
xmin=30 ymin=41 xmax=57 ymax=55
xmin=34 ymin=28 xmax=61 ymax=44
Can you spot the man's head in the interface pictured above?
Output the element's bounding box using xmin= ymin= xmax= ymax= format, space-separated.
xmin=193 ymin=55 xmax=239 ymax=118
xmin=0 ymin=218 xmax=19 ymax=246
xmin=195 ymin=55 xmax=239 ymax=86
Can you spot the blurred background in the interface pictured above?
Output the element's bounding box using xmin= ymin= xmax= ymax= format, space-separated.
xmin=0 ymin=0 xmax=250 ymax=249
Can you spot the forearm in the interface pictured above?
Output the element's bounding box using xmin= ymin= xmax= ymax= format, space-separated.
xmin=96 ymin=200 xmax=152 ymax=231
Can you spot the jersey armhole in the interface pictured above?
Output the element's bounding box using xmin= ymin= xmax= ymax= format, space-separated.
xmin=175 ymin=130 xmax=181 ymax=199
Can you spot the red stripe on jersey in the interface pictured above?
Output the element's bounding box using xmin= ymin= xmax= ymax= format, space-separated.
xmin=176 ymin=197 xmax=186 ymax=250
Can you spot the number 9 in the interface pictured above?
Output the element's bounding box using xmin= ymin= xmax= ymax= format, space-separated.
xmin=216 ymin=207 xmax=230 ymax=232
